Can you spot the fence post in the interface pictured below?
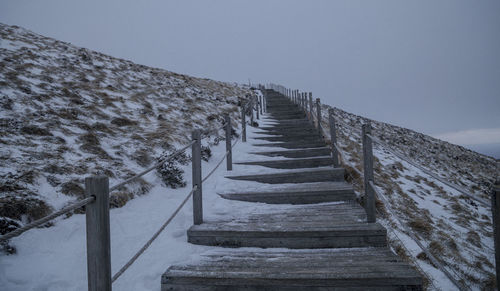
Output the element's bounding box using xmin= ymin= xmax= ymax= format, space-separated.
xmin=85 ymin=176 xmax=111 ymax=291
xmin=301 ymin=93 xmax=305 ymax=111
xmin=309 ymin=93 xmax=313 ymax=123
xmin=259 ymin=95 xmax=263 ymax=115
xmin=315 ymin=98 xmax=322 ymax=135
xmin=225 ymin=114 xmax=232 ymax=171
xmin=303 ymin=93 xmax=308 ymax=117
xmin=241 ymin=104 xmax=246 ymax=142
xmin=192 ymin=130 xmax=203 ymax=225
xmin=362 ymin=123 xmax=376 ymax=223
xmin=328 ymin=108 xmax=340 ymax=167
xmin=492 ymin=182 xmax=500 ymax=289
xmin=256 ymin=96 xmax=260 ymax=120
xmin=250 ymin=98 xmax=254 ymax=126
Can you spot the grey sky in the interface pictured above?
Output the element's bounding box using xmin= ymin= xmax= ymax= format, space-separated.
xmin=1 ymin=0 xmax=499 ymax=144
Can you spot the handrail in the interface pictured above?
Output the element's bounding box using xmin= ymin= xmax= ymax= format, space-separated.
xmin=0 ymin=196 xmax=95 ymax=241
xmin=111 ymin=185 xmax=197 ymax=282
xmin=112 ymin=135 xmax=240 ymax=282
xmin=306 ymin=96 xmax=488 ymax=289
xmin=110 ymin=140 xmax=196 ymax=192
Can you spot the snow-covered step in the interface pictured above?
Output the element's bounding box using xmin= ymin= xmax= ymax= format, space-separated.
xmin=226 ymin=167 xmax=344 ymax=184
xmin=236 ymin=156 xmax=333 ymax=169
xmin=263 ymin=118 xmax=310 ymax=124
xmin=218 ymin=181 xmax=355 ymax=204
xmin=253 ymin=131 xmax=319 ymax=138
xmin=187 ymin=202 xmax=387 ymax=248
xmin=252 ymin=134 xmax=323 ymax=143
xmin=253 ymin=141 xmax=327 ymax=149
xmin=162 ymin=248 xmax=422 ymax=290
xmin=250 ymin=147 xmax=331 ymax=158
xmin=268 ymin=112 xmax=306 ymax=119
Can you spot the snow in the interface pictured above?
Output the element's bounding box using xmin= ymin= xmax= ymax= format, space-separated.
xmin=0 ymin=114 xmax=308 ymax=290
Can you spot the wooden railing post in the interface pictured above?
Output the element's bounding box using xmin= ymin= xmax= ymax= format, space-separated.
xmin=225 ymin=114 xmax=232 ymax=171
xmin=315 ymin=98 xmax=322 ymax=135
xmin=362 ymin=123 xmax=376 ymax=223
xmin=85 ymin=176 xmax=111 ymax=291
xmin=328 ymin=108 xmax=340 ymax=167
xmin=259 ymin=95 xmax=263 ymax=115
xmin=301 ymin=93 xmax=305 ymax=111
xmin=192 ymin=130 xmax=203 ymax=225
xmin=303 ymin=93 xmax=308 ymax=117
xmin=256 ymin=96 xmax=260 ymax=120
xmin=250 ymin=98 xmax=254 ymax=126
xmin=309 ymin=93 xmax=313 ymax=123
xmin=492 ymin=182 xmax=500 ymax=289
xmin=241 ymin=105 xmax=246 ymax=142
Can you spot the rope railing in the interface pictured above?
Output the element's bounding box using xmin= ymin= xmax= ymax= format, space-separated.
xmin=110 ymin=140 xmax=196 ymax=192
xmin=112 ymin=129 xmax=241 ymax=283
xmin=319 ymin=113 xmax=463 ymax=288
xmin=0 ymin=196 xmax=95 ymax=241
xmin=282 ymin=86 xmax=490 ymax=288
xmin=111 ymin=185 xmax=197 ymax=282
xmin=0 ymin=94 xmax=259 ymax=291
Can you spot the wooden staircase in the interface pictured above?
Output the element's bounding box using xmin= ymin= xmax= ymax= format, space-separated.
xmin=162 ymin=90 xmax=423 ymax=290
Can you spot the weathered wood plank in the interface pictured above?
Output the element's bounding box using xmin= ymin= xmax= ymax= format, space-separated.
xmin=225 ymin=168 xmax=345 ymax=184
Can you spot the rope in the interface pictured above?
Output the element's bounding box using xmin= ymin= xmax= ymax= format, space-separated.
xmin=110 ymin=140 xmax=196 ymax=192
xmin=0 ymin=196 xmax=95 ymax=242
xmin=112 ymin=136 xmax=240 ymax=283
xmin=111 ymin=185 xmax=197 ymax=282
xmin=369 ymin=181 xmax=464 ymax=290
xmin=366 ymin=134 xmax=489 ymax=207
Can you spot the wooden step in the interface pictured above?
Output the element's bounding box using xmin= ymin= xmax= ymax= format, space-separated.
xmin=236 ymin=156 xmax=333 ymax=169
xmin=253 ymin=135 xmax=323 ymax=143
xmin=258 ymin=125 xmax=317 ymax=131
xmin=269 ymin=113 xmax=306 ymax=118
xmin=253 ymin=141 xmax=326 ymax=149
xmin=219 ymin=181 xmax=355 ymax=204
xmin=226 ymin=167 xmax=344 ymax=184
xmin=254 ymin=131 xmax=319 ymax=137
xmin=162 ymin=248 xmax=422 ymax=290
xmin=187 ymin=202 xmax=387 ymax=248
xmin=250 ymin=147 xmax=331 ymax=158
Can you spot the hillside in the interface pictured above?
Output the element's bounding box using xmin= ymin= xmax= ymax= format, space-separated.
xmin=0 ymin=23 xmax=255 ymax=247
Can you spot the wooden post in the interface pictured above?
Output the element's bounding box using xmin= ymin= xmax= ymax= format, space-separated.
xmin=225 ymin=114 xmax=232 ymax=171
xmin=492 ymin=182 xmax=500 ymax=289
xmin=192 ymin=130 xmax=203 ymax=225
xmin=85 ymin=176 xmax=111 ymax=291
xmin=328 ymin=108 xmax=340 ymax=167
xmin=303 ymin=93 xmax=308 ymax=117
xmin=301 ymin=93 xmax=304 ymax=110
xmin=362 ymin=123 xmax=376 ymax=223
xmin=241 ymin=105 xmax=246 ymax=142
xmin=259 ymin=95 xmax=263 ymax=115
xmin=315 ymin=98 xmax=322 ymax=135
xmin=309 ymin=93 xmax=313 ymax=124
xmin=250 ymin=98 xmax=254 ymax=126
xmin=256 ymin=96 xmax=260 ymax=120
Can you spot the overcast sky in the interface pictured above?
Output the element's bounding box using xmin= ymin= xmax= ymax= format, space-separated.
xmin=1 ymin=0 xmax=499 ymax=155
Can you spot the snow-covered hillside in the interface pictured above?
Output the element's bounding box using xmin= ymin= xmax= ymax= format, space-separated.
xmin=0 ymin=23 xmax=255 ymax=248
xmin=319 ymin=105 xmax=498 ymax=289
